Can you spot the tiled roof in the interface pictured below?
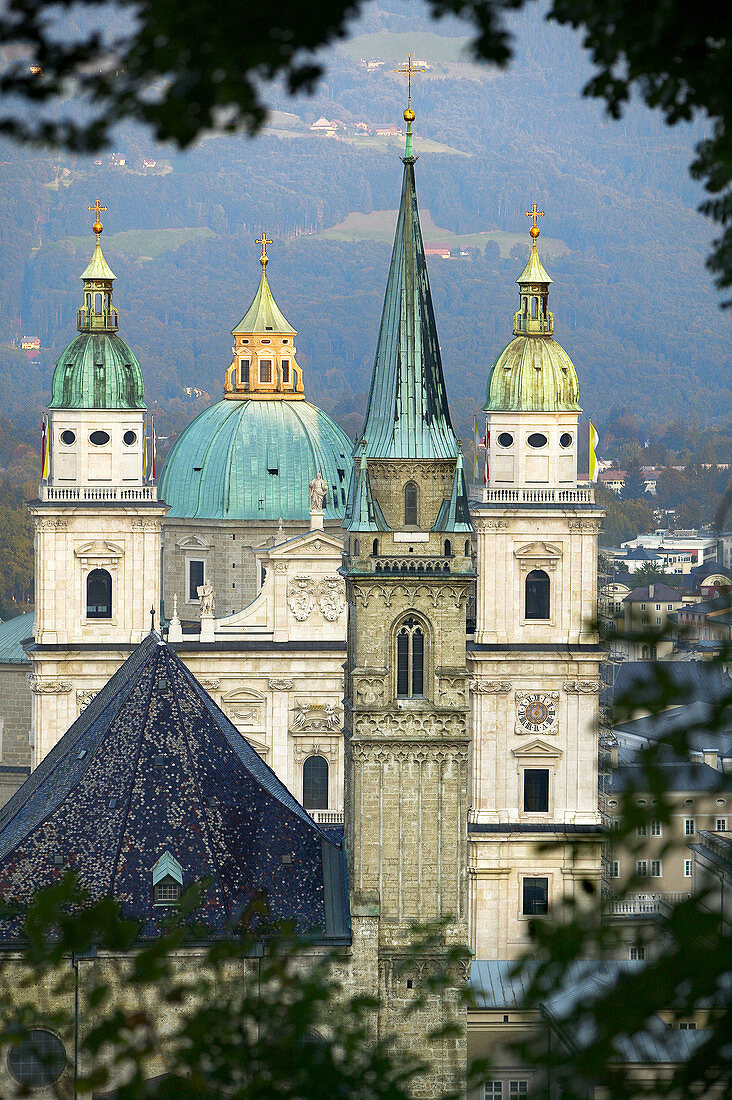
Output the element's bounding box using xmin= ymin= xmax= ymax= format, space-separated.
xmin=623 ymin=584 xmax=683 ymax=602
xmin=608 ymin=660 xmax=732 ymax=710
xmin=0 ymin=612 xmax=34 ymax=663
xmin=612 ymin=762 xmax=724 ymax=793
xmin=0 ymin=634 xmax=348 ymax=943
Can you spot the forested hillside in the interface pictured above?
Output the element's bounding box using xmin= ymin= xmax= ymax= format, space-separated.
xmin=0 ymin=1 xmax=728 ymax=457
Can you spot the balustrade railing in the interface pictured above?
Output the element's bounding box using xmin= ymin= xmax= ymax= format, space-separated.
xmin=606 ymin=892 xmax=691 ymax=916
xmin=40 ymin=485 xmax=157 ymax=502
xmin=470 ymin=486 xmax=595 ymax=505
xmin=310 ymin=809 xmax=344 ymax=825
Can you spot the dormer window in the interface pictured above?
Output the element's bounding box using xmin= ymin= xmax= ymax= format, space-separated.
xmin=152 ymin=852 xmax=183 ymax=906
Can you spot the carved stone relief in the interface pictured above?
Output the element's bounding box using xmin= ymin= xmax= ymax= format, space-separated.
xmin=470 ymin=680 xmax=512 ymax=694
xmin=28 ymin=676 xmax=72 ymax=694
xmin=287 ymin=576 xmax=316 ymax=620
xmin=355 ymin=677 xmax=385 ymax=705
xmin=317 ymin=576 xmax=346 ymax=621
xmin=291 ymin=700 xmax=341 ymax=733
xmin=268 ymin=678 xmax=294 ymax=691
xmin=563 ymin=680 xmax=603 ymax=694
xmin=76 ymin=689 xmax=98 ymax=710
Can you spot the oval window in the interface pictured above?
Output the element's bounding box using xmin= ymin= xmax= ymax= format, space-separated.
xmin=527 ymin=432 xmax=548 ymax=448
xmin=8 ymin=1030 xmax=66 ymax=1087
xmin=89 ymin=430 xmax=110 ymax=446
xmin=560 ymin=432 xmax=573 ymax=448
xmin=60 ymin=430 xmax=76 ymax=445
xmin=123 ymin=430 xmax=137 ymax=446
xmin=497 ymin=432 xmax=514 ymax=448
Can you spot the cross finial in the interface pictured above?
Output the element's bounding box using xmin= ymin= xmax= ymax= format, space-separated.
xmin=256 ymin=230 xmax=272 ymax=268
xmin=150 ymin=605 xmax=156 ymax=632
xmin=526 ymin=203 xmax=545 ymax=240
xmin=88 ymin=198 xmax=107 ymax=236
xmin=394 ymin=53 xmax=426 ymax=111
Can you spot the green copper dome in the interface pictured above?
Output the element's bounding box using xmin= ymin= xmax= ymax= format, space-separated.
xmin=485 ymin=336 xmax=581 ymax=412
xmin=485 ymin=234 xmax=581 ymax=413
xmin=50 ymin=332 xmax=145 ymax=409
xmin=49 ymin=226 xmax=145 ymax=410
xmin=159 ymin=399 xmax=353 ymax=521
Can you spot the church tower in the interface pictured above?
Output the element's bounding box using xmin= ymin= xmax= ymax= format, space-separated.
xmin=468 ymin=210 xmax=604 ymax=959
xmin=342 ymin=89 xmax=473 ymax=1094
xmin=26 ymin=204 xmax=167 ymax=765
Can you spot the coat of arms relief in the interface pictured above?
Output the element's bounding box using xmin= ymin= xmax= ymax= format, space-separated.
xmin=286 ymin=574 xmax=346 ymax=622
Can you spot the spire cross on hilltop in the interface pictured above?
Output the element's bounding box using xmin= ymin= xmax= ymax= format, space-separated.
xmin=256 ymin=230 xmax=272 ymax=268
xmin=88 ymin=198 xmax=107 ymax=235
xmin=526 ymin=203 xmax=545 ymax=239
xmin=394 ymin=53 xmax=426 ymax=109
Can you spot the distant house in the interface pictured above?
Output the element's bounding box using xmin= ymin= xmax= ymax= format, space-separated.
xmin=360 ymin=58 xmax=385 ymax=71
xmin=375 ymin=124 xmax=403 ymax=137
xmin=310 ymin=116 xmax=337 ymax=136
xmin=641 ymin=467 xmax=665 ymax=494
xmin=677 ymin=595 xmax=732 ymax=646
xmin=599 ymin=469 xmax=626 ymax=493
xmin=424 ymin=243 xmax=452 ymax=259
xmin=20 ymin=336 xmax=40 ymax=351
xmin=620 ymin=583 xmax=685 ymax=659
xmin=143 ymin=158 xmax=157 ymax=168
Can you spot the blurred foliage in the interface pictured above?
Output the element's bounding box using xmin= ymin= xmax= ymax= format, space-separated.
xmin=513 ymin=641 xmax=731 ymax=1098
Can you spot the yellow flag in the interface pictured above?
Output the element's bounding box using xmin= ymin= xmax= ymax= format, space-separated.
xmin=473 ymin=416 xmax=479 ymax=478
xmin=589 ymin=420 xmax=600 ymax=482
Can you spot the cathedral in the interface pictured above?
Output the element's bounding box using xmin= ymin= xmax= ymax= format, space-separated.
xmin=0 ymin=97 xmax=603 ymax=1095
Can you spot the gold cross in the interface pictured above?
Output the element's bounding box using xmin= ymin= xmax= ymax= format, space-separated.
xmin=88 ymin=198 xmax=107 ymax=235
xmin=394 ymin=53 xmax=426 ymax=106
xmin=526 ymin=203 xmax=545 ymax=239
xmin=256 ymin=229 xmax=272 ymax=267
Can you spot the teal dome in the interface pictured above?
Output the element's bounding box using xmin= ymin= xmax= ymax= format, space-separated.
xmin=159 ymin=399 xmax=353 ymax=521
xmin=50 ymin=333 xmax=145 ymax=410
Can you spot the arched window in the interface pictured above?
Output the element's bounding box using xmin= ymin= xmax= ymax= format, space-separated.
xmin=525 ymin=569 xmax=550 ymax=620
xmin=531 ymin=296 xmax=538 ymax=319
xmin=444 ymin=539 xmax=452 ymax=557
xmin=641 ymin=645 xmax=650 ymax=659
xmin=396 ymin=617 xmax=425 ymax=698
xmin=302 ymin=755 xmax=328 ymax=810
xmin=353 ymin=538 xmax=360 ymax=557
xmin=372 ymin=538 xmax=379 ymax=556
xmin=464 ymin=539 xmax=470 ymax=557
xmin=87 ymin=569 xmax=112 ymax=618
xmin=404 ymin=482 xmax=418 ymax=526
xmin=94 ymin=292 xmax=102 ymax=313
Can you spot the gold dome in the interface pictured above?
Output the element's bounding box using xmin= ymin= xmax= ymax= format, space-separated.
xmin=403 ymin=106 xmax=415 ymax=123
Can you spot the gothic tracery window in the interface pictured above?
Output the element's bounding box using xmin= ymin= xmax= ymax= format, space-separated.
xmin=396 ymin=617 xmax=425 ymax=698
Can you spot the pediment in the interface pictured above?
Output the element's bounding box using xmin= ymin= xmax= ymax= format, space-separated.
xmin=511 ymin=738 xmax=563 ymax=759
xmin=259 ymin=529 xmax=344 ymax=563
xmin=74 ymin=540 xmax=124 ymax=559
xmin=221 ymin=687 xmax=266 ymax=705
xmin=514 ymin=542 xmax=562 ymax=560
xmin=175 ymin=534 xmax=213 ymax=551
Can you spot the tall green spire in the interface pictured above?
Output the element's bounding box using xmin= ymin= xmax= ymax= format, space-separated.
xmin=358 ymin=99 xmax=456 ymax=460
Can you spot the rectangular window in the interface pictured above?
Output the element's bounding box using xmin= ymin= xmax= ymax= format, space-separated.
xmin=636 ymin=860 xmax=648 ymax=877
xmin=259 ymin=358 xmax=272 ymax=382
xmin=640 ymin=603 xmax=646 ymax=610
xmin=684 ymin=859 xmax=693 ymax=878
xmin=636 ymin=824 xmax=647 ymax=837
xmin=239 ymin=358 xmax=250 ymax=384
xmin=716 ymin=818 xmax=727 ymax=832
xmin=610 ymin=861 xmax=620 ymax=878
xmin=684 ymin=818 xmax=695 ymax=836
xmin=281 ymin=358 xmax=290 ymax=383
xmin=509 ymin=1085 xmax=528 ymax=1097
xmin=650 ymin=821 xmax=662 ymax=836
xmin=630 ymin=946 xmax=645 ymax=960
xmin=679 ymin=1022 xmax=697 ymax=1030
xmin=523 ymin=769 xmax=549 ymax=813
xmin=522 ymin=877 xmax=548 ymax=916
xmin=650 ymin=860 xmax=662 ymax=877
xmin=188 ymin=559 xmax=204 ymax=601
xmin=484 ymin=1085 xmax=503 ymax=1099
xmin=655 ymin=603 xmax=661 ymax=610
xmin=667 ymin=604 xmax=674 ymax=610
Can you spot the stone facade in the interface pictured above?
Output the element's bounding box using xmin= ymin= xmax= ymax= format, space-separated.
xmin=344 ymin=456 xmax=474 ymax=1097
xmin=0 ymin=663 xmax=31 ymax=803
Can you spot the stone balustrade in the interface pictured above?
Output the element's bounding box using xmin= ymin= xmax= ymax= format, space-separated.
xmin=470 ymin=486 xmax=595 ymax=505
xmin=40 ymin=485 xmax=158 ymax=502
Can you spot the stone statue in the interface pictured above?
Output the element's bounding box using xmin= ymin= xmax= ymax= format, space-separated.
xmin=197 ymin=582 xmax=215 ymax=616
xmin=309 ymin=472 xmax=328 ymax=512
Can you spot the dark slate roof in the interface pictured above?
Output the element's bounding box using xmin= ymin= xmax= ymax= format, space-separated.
xmin=606 ymin=660 xmax=732 ymax=710
xmin=624 ymin=548 xmax=659 ymax=561
xmin=623 ymin=584 xmax=684 ymax=603
xmin=612 ymin=761 xmax=724 ymax=793
xmin=678 ymin=595 xmax=732 ymax=616
xmin=359 ymin=155 xmax=457 ymax=460
xmin=0 ymin=611 xmax=34 ymax=664
xmin=0 ymin=634 xmax=349 ymax=944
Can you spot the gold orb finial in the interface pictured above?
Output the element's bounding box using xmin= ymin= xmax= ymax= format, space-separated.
xmin=88 ymin=197 xmax=107 ymax=236
xmin=404 ymin=106 xmax=415 ymax=123
xmin=256 ymin=229 xmax=272 ymax=268
xmin=526 ymin=202 xmax=545 ymax=241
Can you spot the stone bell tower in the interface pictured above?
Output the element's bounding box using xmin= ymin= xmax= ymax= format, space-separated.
xmin=26 ymin=202 xmax=167 ymax=766
xmin=468 ymin=209 xmax=604 ymax=959
xmin=342 ymin=91 xmax=473 ymax=1095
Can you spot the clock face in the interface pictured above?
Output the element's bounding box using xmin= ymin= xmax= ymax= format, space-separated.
xmin=517 ymin=692 xmax=557 ymax=732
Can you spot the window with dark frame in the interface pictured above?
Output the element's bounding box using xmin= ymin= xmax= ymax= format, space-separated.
xmin=522 ymin=877 xmax=548 ymax=916
xmin=523 ymin=769 xmax=549 ymax=812
xmin=189 ymin=559 xmax=204 ymax=601
xmin=404 ymin=481 xmax=418 ymax=526
xmin=154 ymin=876 xmax=181 ymax=904
xmin=302 ymin=755 xmax=328 ymax=810
xmin=525 ymin=569 xmax=550 ymax=619
xmin=259 ymin=359 xmax=272 ymax=382
xmin=396 ymin=617 xmax=425 ymax=698
xmin=281 ymin=358 xmax=290 ymax=383
xmin=86 ymin=569 xmax=112 ymax=618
